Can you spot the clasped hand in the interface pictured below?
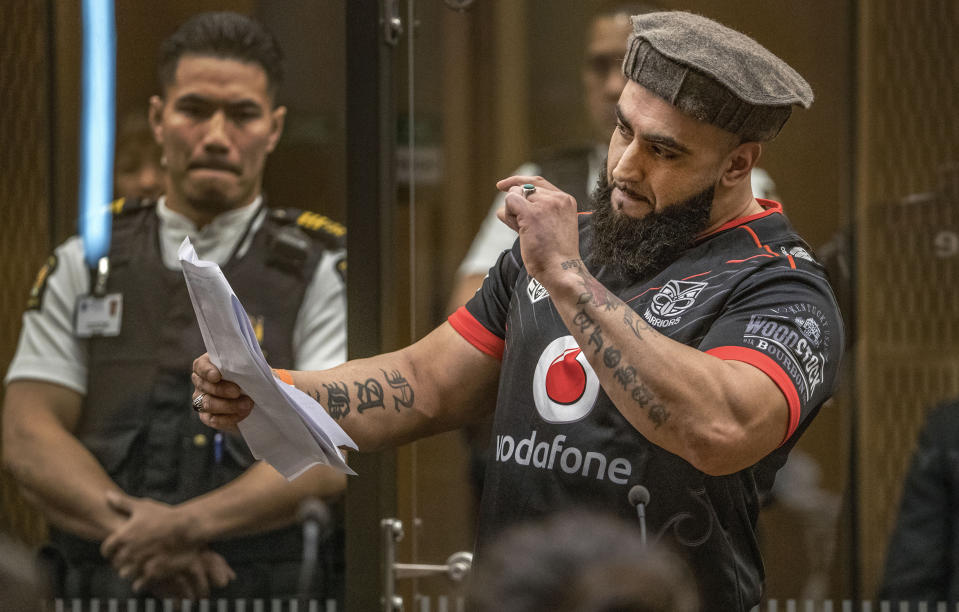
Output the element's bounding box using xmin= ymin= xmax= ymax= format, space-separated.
xmin=100 ymin=491 xmax=235 ymax=599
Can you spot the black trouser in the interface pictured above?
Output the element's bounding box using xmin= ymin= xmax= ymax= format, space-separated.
xmin=43 ymin=547 xmax=342 ymax=606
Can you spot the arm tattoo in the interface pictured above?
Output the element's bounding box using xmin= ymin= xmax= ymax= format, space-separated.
xmin=631 ymin=383 xmax=670 ymax=428
xmin=323 ymin=382 xmax=351 ymax=420
xmin=382 ymin=369 xmax=415 ymax=411
xmin=561 ymin=259 xmax=584 ymax=270
xmin=647 ymin=404 xmax=671 ymax=428
xmin=576 ymin=282 xmax=617 ymax=309
xmin=568 ymin=277 xmax=669 ymax=429
xmin=355 ymin=378 xmax=385 ymax=413
xmin=613 ymin=365 xmax=637 ymax=389
xmin=588 ymin=326 xmax=605 ymax=354
xmin=602 ymin=347 xmax=621 ymax=368
xmin=571 ymin=266 xmax=619 ymax=310
xmin=622 ymin=309 xmax=649 ymax=340
xmin=575 ymin=307 xmax=670 ymax=428
xmin=573 ymin=310 xmax=595 ymax=333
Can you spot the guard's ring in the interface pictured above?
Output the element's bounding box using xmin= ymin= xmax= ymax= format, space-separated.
xmin=192 ymin=393 xmax=206 ymax=413
xmin=521 ymin=184 xmax=536 ymax=198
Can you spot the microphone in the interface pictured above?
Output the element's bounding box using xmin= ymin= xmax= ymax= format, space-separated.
xmin=297 ymin=498 xmax=331 ymax=602
xmin=628 ymin=485 xmax=650 ymax=547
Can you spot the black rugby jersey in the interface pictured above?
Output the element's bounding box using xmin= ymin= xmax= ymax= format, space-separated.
xmin=447 ymin=200 xmax=844 ymax=612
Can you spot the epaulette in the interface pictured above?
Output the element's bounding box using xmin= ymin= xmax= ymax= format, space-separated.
xmin=110 ymin=197 xmax=157 ymax=216
xmin=268 ymin=208 xmax=346 ymax=250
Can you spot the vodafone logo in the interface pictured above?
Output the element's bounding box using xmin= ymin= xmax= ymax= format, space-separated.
xmin=532 ymin=336 xmax=599 ymax=423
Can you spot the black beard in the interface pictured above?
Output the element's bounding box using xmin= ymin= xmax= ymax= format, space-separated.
xmin=185 ymin=189 xmax=237 ymax=216
xmin=587 ymin=166 xmax=714 ymax=280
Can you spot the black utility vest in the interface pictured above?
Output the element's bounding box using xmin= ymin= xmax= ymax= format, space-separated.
xmin=58 ymin=199 xmax=337 ymax=563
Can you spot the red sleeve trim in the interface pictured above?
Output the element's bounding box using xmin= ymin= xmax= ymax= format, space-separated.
xmin=705 ymin=345 xmax=801 ymax=443
xmin=448 ymin=306 xmax=505 ymax=360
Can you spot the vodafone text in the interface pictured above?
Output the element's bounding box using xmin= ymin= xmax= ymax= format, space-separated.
xmin=494 ymin=430 xmax=632 ymax=484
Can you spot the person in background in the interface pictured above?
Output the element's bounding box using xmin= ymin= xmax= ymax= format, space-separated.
xmin=879 ymin=397 xmax=959 ymax=606
xmin=113 ymin=111 xmax=164 ymax=200
xmin=448 ymin=2 xmax=649 ymax=311
xmin=2 ymin=12 xmax=348 ymax=603
xmin=194 ymin=10 xmax=844 ymax=611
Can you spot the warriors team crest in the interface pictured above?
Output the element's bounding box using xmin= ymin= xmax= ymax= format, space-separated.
xmin=650 ymin=280 xmax=708 ymax=318
xmin=527 ymin=277 xmax=550 ymax=303
xmin=532 ymin=335 xmax=599 ymax=423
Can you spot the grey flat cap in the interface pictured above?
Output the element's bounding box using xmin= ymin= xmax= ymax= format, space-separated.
xmin=622 ymin=11 xmax=813 ymax=142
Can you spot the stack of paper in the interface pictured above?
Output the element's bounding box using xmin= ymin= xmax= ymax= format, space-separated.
xmin=178 ymin=238 xmax=357 ymax=479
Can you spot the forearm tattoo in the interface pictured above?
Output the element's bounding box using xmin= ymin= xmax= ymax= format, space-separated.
xmin=382 ymin=369 xmax=414 ymax=411
xmin=566 ymin=261 xmax=619 ymax=312
xmin=622 ymin=307 xmax=651 ymax=341
xmin=354 ymin=378 xmax=385 ymax=413
xmin=571 ymin=303 xmax=670 ymax=429
xmin=309 ymin=368 xmax=416 ymax=421
xmin=561 ymin=262 xmax=667 ymax=426
xmin=322 ymin=382 xmax=350 ymax=420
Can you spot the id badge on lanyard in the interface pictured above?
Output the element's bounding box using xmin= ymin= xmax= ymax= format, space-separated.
xmin=74 ymin=256 xmax=123 ymax=338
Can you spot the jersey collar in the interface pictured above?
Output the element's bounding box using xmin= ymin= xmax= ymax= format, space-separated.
xmin=696 ymin=199 xmax=783 ymax=242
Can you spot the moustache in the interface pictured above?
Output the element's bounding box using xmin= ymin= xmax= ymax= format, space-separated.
xmin=188 ymin=159 xmax=241 ymax=175
xmin=611 ymin=181 xmax=652 ymax=205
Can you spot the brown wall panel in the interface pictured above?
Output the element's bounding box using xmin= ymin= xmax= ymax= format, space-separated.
xmin=0 ymin=0 xmax=54 ymax=546
xmin=855 ymin=0 xmax=959 ymax=597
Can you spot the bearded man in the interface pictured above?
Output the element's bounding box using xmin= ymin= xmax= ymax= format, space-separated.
xmin=193 ymin=11 xmax=844 ymax=611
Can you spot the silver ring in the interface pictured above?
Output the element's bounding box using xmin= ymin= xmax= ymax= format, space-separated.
xmin=521 ymin=184 xmax=536 ymax=198
xmin=192 ymin=393 xmax=206 ymax=413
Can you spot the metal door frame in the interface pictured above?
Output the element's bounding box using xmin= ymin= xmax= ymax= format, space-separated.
xmin=345 ymin=1 xmax=401 ymax=610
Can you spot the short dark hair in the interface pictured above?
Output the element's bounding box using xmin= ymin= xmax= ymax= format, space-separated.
xmin=157 ymin=11 xmax=284 ymax=98
xmin=468 ymin=511 xmax=700 ymax=612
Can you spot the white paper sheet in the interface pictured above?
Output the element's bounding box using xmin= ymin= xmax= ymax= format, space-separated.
xmin=178 ymin=237 xmax=357 ymax=478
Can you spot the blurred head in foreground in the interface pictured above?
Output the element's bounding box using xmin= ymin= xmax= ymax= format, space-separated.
xmin=468 ymin=510 xmax=700 ymax=612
